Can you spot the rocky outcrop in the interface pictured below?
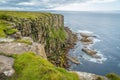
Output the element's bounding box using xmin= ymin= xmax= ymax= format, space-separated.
xmin=80 ymin=37 xmax=93 ymax=45
xmin=0 ymin=55 xmax=15 ymax=77
xmin=75 ymin=71 xmax=109 ymax=80
xmin=80 ymin=32 xmax=101 ymax=59
xmin=82 ymin=47 xmax=101 ymax=59
xmin=80 ymin=32 xmax=96 ymax=38
xmin=66 ymin=56 xmax=80 ymax=64
xmin=0 ymin=42 xmax=47 ymax=59
xmin=80 ymin=32 xmax=94 ymax=45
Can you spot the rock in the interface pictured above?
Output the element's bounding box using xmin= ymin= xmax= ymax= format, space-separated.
xmin=11 ymin=31 xmax=22 ymax=39
xmin=66 ymin=56 xmax=80 ymax=64
xmin=80 ymin=32 xmax=96 ymax=38
xmin=74 ymin=71 xmax=109 ymax=80
xmin=0 ymin=42 xmax=47 ymax=59
xmin=82 ymin=47 xmax=101 ymax=59
xmin=0 ymin=55 xmax=15 ymax=77
xmin=0 ymin=38 xmax=14 ymax=43
xmin=80 ymin=37 xmax=93 ymax=45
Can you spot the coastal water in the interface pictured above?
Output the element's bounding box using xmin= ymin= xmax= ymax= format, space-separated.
xmin=52 ymin=11 xmax=120 ymax=75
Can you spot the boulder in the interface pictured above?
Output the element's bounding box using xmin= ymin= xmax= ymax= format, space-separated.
xmin=82 ymin=47 xmax=101 ymax=59
xmin=0 ymin=55 xmax=15 ymax=77
xmin=80 ymin=37 xmax=93 ymax=45
xmin=80 ymin=32 xmax=96 ymax=38
xmin=66 ymin=56 xmax=80 ymax=64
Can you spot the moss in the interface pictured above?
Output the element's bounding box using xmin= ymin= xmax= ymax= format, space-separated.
xmin=106 ymin=73 xmax=120 ymax=80
xmin=5 ymin=28 xmax=18 ymax=35
xmin=9 ymin=52 xmax=79 ymax=80
xmin=14 ymin=39 xmax=32 ymax=45
xmin=0 ymin=19 xmax=16 ymax=37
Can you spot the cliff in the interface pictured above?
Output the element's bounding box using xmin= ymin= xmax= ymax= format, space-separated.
xmin=0 ymin=11 xmax=77 ymax=68
xmin=0 ymin=11 xmax=79 ymax=80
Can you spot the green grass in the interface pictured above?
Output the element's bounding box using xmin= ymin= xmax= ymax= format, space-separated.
xmin=5 ymin=28 xmax=18 ymax=35
xmin=0 ymin=11 xmax=52 ymax=19
xmin=106 ymin=73 xmax=120 ymax=80
xmin=0 ymin=19 xmax=17 ymax=37
xmin=9 ymin=52 xmax=79 ymax=80
xmin=14 ymin=38 xmax=32 ymax=45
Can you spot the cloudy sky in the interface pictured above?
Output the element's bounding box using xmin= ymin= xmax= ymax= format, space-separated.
xmin=0 ymin=0 xmax=120 ymax=11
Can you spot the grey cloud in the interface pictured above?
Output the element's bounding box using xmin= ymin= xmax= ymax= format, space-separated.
xmin=0 ymin=0 xmax=89 ymax=10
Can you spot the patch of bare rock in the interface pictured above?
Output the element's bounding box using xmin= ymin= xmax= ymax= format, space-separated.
xmin=75 ymin=71 xmax=109 ymax=80
xmin=0 ymin=55 xmax=15 ymax=77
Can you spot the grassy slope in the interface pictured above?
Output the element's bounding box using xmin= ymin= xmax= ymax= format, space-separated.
xmin=9 ymin=52 xmax=79 ymax=80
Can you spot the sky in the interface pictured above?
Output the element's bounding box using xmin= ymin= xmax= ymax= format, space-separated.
xmin=0 ymin=0 xmax=120 ymax=11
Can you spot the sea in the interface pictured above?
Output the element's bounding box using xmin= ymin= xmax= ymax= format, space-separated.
xmin=51 ymin=11 xmax=120 ymax=75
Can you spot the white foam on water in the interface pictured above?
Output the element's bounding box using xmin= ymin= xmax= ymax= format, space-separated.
xmin=78 ymin=30 xmax=93 ymax=34
xmin=81 ymin=52 xmax=107 ymax=64
xmin=94 ymin=38 xmax=101 ymax=43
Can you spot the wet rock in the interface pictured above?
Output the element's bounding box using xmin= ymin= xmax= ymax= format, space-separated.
xmin=82 ymin=47 xmax=101 ymax=59
xmin=66 ymin=56 xmax=80 ymax=64
xmin=80 ymin=32 xmax=96 ymax=38
xmin=0 ymin=55 xmax=15 ymax=77
xmin=80 ymin=37 xmax=93 ymax=45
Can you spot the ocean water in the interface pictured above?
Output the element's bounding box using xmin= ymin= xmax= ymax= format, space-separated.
xmin=52 ymin=11 xmax=120 ymax=75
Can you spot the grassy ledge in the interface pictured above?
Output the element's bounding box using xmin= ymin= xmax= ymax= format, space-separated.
xmin=8 ymin=52 xmax=79 ymax=80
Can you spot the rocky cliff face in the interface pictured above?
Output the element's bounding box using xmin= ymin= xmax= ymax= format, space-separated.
xmin=0 ymin=11 xmax=77 ymax=67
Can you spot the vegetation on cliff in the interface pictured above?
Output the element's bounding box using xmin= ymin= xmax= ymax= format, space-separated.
xmin=8 ymin=52 xmax=79 ymax=80
xmin=0 ymin=20 xmax=17 ymax=37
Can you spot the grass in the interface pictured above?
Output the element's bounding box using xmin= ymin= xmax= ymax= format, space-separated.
xmin=106 ymin=73 xmax=120 ymax=80
xmin=9 ymin=52 xmax=79 ymax=80
xmin=0 ymin=19 xmax=17 ymax=37
xmin=5 ymin=28 xmax=18 ymax=35
xmin=0 ymin=11 xmax=52 ymax=19
xmin=14 ymin=38 xmax=32 ymax=45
